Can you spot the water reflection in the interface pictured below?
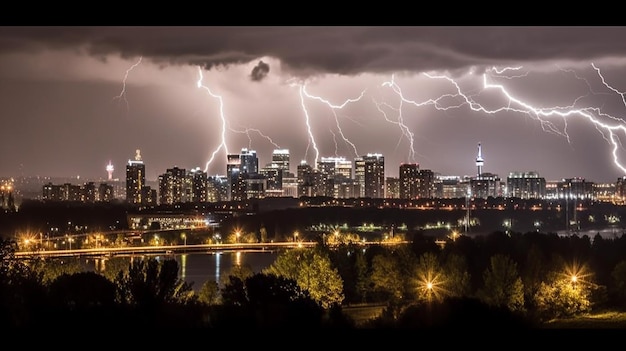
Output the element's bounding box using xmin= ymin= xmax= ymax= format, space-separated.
xmin=84 ymin=250 xmax=279 ymax=291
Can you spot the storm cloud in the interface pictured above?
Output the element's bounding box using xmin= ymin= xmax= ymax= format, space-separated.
xmin=2 ymin=26 xmax=626 ymax=76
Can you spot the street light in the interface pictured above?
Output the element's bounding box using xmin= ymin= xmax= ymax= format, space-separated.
xmin=294 ymin=231 xmax=299 ymax=243
xmin=235 ymin=231 xmax=240 ymax=243
xmin=181 ymin=233 xmax=187 ymax=246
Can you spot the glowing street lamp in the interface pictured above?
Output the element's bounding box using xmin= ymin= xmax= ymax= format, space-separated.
xmin=571 ymin=274 xmax=578 ymax=289
xmin=426 ymin=281 xmax=433 ymax=300
xmin=294 ymin=231 xmax=299 ymax=243
xmin=235 ymin=231 xmax=241 ymax=243
xmin=181 ymin=233 xmax=187 ymax=246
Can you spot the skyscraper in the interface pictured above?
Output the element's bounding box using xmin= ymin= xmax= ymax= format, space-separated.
xmin=226 ymin=153 xmax=241 ymax=201
xmin=240 ymin=148 xmax=258 ymax=175
xmin=355 ymin=153 xmax=385 ymax=198
xmin=158 ymin=166 xmax=186 ymax=205
xmin=272 ymin=149 xmax=290 ymax=173
xmin=126 ymin=149 xmax=145 ymax=205
xmin=399 ymin=163 xmax=419 ymax=199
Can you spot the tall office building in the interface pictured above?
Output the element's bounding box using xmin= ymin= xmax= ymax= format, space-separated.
xmin=226 ymin=153 xmax=241 ymax=201
xmin=297 ymin=161 xmax=314 ymax=197
xmin=318 ymin=157 xmax=351 ymax=198
xmin=399 ymin=163 xmax=419 ymax=199
xmin=158 ymin=166 xmax=187 ymax=205
xmin=189 ymin=167 xmax=208 ymax=203
xmin=126 ymin=149 xmax=146 ymax=205
xmin=240 ymin=148 xmax=259 ymax=175
xmin=355 ymin=153 xmax=385 ymax=198
xmin=272 ymin=149 xmax=290 ymax=173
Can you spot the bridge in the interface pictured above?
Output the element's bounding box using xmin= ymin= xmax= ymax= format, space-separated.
xmin=14 ymin=240 xmax=408 ymax=259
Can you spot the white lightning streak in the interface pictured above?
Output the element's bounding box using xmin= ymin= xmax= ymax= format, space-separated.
xmin=113 ymin=56 xmax=143 ymax=113
xmin=296 ymin=84 xmax=320 ymax=168
xmin=593 ymin=63 xmax=626 ymax=109
xmin=390 ymin=65 xmax=626 ymax=174
xmin=301 ymin=85 xmax=365 ymax=158
xmin=372 ymin=97 xmax=416 ymax=162
xmin=197 ymin=67 xmax=229 ymax=173
xmin=231 ymin=127 xmax=281 ymax=150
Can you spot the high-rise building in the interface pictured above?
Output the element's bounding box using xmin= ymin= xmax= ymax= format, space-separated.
xmin=318 ymin=157 xmax=351 ymax=198
xmin=189 ymin=167 xmax=208 ymax=203
xmin=385 ymin=176 xmax=400 ymax=199
xmin=616 ymin=176 xmax=626 ymax=204
xmin=226 ymin=153 xmax=241 ymax=201
xmin=158 ymin=166 xmax=187 ymax=205
xmin=418 ymin=169 xmax=435 ymax=198
xmin=126 ymin=149 xmax=146 ymax=205
xmin=260 ymin=163 xmax=283 ymax=196
xmin=207 ymin=175 xmax=229 ymax=202
xmin=297 ymin=161 xmax=314 ymax=197
xmin=355 ymin=153 xmax=385 ymax=198
xmin=399 ymin=163 xmax=419 ymax=199
xmin=98 ymin=183 xmax=114 ymax=202
xmin=240 ymin=148 xmax=259 ymax=175
xmin=272 ymin=149 xmax=290 ymax=173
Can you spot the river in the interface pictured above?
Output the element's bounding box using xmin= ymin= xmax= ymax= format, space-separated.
xmin=82 ymin=249 xmax=281 ymax=291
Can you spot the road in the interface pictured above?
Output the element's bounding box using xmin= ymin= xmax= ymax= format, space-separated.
xmin=14 ymin=240 xmax=407 ymax=259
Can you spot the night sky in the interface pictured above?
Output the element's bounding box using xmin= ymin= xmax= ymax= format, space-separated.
xmin=2 ymin=26 xmax=626 ymax=183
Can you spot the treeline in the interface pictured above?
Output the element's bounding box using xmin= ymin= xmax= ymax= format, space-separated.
xmin=4 ymin=229 xmax=626 ymax=328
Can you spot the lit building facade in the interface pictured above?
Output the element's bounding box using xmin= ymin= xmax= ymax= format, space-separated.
xmin=506 ymin=171 xmax=546 ymax=199
xmin=355 ymin=153 xmax=385 ymax=198
xmin=126 ymin=149 xmax=146 ymax=205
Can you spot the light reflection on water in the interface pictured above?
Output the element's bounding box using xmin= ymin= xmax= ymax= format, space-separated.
xmin=83 ymin=250 xmax=280 ymax=291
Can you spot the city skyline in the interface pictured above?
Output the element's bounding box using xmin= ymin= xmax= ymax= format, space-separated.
xmin=4 ymin=27 xmax=626 ymax=182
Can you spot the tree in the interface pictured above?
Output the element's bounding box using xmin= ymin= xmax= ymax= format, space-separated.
xmin=218 ymin=272 xmax=327 ymax=327
xmin=0 ymin=238 xmax=47 ymax=327
xmin=114 ymin=257 xmax=196 ymax=306
xmin=101 ymin=256 xmax=131 ymax=282
xmin=534 ymin=271 xmax=591 ymax=320
xmin=442 ymin=253 xmax=471 ymax=298
xmin=354 ymin=249 xmax=369 ymax=303
xmin=522 ymin=244 xmax=546 ymax=308
xmin=478 ymin=254 xmax=525 ymax=312
xmin=611 ymin=260 xmax=626 ymax=308
xmin=264 ymin=248 xmax=344 ymax=308
xmin=30 ymin=257 xmax=84 ymax=285
xmin=370 ymin=252 xmax=403 ymax=301
xmin=198 ymin=279 xmax=220 ymax=305
xmin=220 ymin=263 xmax=253 ymax=287
xmin=48 ymin=271 xmax=117 ymax=309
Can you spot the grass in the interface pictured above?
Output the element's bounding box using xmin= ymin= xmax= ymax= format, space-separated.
xmin=542 ymin=310 xmax=626 ymax=328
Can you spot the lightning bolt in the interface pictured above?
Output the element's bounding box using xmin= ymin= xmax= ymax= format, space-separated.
xmin=383 ymin=64 xmax=626 ymax=175
xmin=593 ymin=63 xmax=626 ymax=109
xmin=301 ymin=85 xmax=365 ymax=159
xmin=113 ymin=56 xmax=142 ymax=114
xmin=231 ymin=126 xmax=281 ymax=150
xmin=291 ymin=82 xmax=320 ymax=168
xmin=197 ymin=66 xmax=229 ymax=173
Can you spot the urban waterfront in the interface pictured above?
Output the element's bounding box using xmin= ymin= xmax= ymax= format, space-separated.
xmin=67 ymin=226 xmax=626 ymax=292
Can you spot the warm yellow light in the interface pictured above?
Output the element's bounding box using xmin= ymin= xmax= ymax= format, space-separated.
xmin=571 ymin=275 xmax=578 ymax=283
xmin=427 ymin=282 xmax=433 ymax=290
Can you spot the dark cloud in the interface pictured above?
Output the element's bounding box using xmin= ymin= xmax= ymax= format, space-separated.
xmin=250 ymin=60 xmax=270 ymax=81
xmin=2 ymin=26 xmax=626 ymax=76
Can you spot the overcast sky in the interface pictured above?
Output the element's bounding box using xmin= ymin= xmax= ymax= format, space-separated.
xmin=2 ymin=26 xmax=626 ymax=183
